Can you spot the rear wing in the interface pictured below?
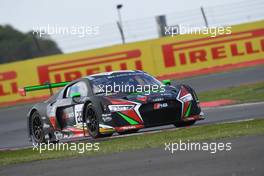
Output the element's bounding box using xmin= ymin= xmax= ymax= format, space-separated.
xmin=18 ymin=82 xmax=69 ymax=96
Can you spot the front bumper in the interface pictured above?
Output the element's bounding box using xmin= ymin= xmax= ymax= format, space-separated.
xmin=99 ymin=111 xmax=205 ymax=134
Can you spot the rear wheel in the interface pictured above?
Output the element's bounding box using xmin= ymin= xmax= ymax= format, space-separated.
xmin=85 ymin=103 xmax=113 ymax=138
xmin=31 ymin=111 xmax=46 ymax=144
xmin=174 ymin=120 xmax=196 ymax=127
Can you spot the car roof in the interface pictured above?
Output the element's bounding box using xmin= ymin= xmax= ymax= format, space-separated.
xmin=85 ymin=70 xmax=145 ymax=79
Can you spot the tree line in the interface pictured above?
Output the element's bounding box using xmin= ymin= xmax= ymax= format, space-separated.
xmin=0 ymin=25 xmax=62 ymax=64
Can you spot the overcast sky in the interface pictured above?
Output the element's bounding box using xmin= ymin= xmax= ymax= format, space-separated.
xmin=1 ymin=0 xmax=246 ymax=32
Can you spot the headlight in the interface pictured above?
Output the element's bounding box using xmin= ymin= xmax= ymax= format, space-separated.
xmin=108 ymin=105 xmax=135 ymax=112
xmin=180 ymin=93 xmax=193 ymax=102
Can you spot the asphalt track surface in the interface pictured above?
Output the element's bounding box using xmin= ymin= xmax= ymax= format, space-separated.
xmin=1 ymin=135 xmax=263 ymax=176
xmin=0 ymin=65 xmax=264 ymax=149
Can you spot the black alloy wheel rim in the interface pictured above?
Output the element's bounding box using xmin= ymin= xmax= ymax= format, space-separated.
xmin=87 ymin=108 xmax=98 ymax=132
xmin=32 ymin=115 xmax=43 ymax=141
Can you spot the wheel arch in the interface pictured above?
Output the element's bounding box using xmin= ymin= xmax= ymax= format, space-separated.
xmin=82 ymin=97 xmax=104 ymax=120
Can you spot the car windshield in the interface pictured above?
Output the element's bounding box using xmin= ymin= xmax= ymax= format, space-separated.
xmin=90 ymin=73 xmax=163 ymax=94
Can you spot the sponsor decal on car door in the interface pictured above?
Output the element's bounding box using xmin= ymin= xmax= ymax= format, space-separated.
xmin=74 ymin=104 xmax=84 ymax=125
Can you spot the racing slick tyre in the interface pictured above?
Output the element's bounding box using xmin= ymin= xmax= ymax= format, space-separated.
xmin=173 ymin=120 xmax=196 ymax=127
xmin=30 ymin=111 xmax=46 ymax=144
xmin=84 ymin=103 xmax=113 ymax=138
xmin=118 ymin=129 xmax=139 ymax=135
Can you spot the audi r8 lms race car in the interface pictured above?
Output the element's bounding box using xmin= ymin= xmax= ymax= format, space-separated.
xmin=20 ymin=70 xmax=204 ymax=144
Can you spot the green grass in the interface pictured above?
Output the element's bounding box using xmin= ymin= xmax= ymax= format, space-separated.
xmin=1 ymin=119 xmax=264 ymax=166
xmin=198 ymin=82 xmax=264 ymax=103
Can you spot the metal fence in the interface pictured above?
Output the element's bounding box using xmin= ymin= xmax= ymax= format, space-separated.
xmin=53 ymin=0 xmax=264 ymax=53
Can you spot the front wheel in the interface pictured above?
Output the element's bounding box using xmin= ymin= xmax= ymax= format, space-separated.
xmin=173 ymin=120 xmax=196 ymax=127
xmin=84 ymin=103 xmax=113 ymax=138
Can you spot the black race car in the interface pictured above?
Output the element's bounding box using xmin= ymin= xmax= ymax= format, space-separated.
xmin=20 ymin=70 xmax=204 ymax=144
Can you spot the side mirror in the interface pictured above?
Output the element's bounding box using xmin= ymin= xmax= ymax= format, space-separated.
xmin=70 ymin=92 xmax=81 ymax=98
xmin=162 ymin=79 xmax=171 ymax=86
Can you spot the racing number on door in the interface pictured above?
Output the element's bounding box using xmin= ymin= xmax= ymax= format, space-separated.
xmin=74 ymin=104 xmax=84 ymax=124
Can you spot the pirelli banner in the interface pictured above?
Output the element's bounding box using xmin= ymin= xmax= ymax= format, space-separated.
xmin=0 ymin=20 xmax=264 ymax=105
